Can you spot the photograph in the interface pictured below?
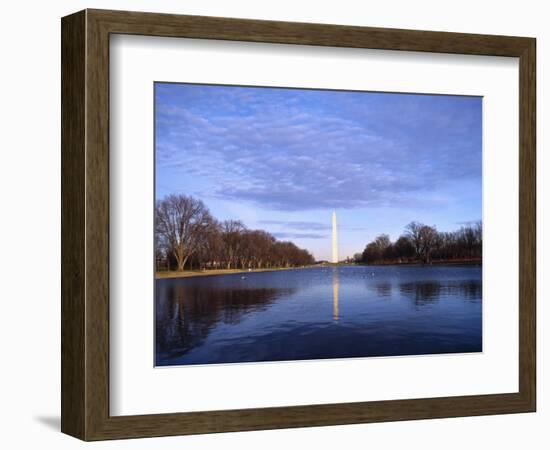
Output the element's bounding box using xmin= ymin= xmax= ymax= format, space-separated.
xmin=0 ymin=0 xmax=541 ymax=446
xmin=154 ymin=83 xmax=483 ymax=367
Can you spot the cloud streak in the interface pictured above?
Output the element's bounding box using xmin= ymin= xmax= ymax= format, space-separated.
xmin=271 ymin=232 xmax=327 ymax=240
xmin=259 ymin=220 xmax=331 ymax=231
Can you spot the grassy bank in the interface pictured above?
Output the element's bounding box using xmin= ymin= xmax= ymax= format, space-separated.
xmin=155 ymin=266 xmax=310 ymax=279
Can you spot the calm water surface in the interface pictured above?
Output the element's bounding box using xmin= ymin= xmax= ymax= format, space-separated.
xmin=155 ymin=265 xmax=482 ymax=366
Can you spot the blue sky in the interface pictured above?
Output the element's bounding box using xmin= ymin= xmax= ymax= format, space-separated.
xmin=155 ymin=83 xmax=482 ymax=261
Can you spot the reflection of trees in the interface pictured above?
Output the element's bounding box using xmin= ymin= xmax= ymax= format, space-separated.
xmin=373 ymin=282 xmax=393 ymax=298
xmin=155 ymin=281 xmax=294 ymax=363
xmin=399 ymin=280 xmax=482 ymax=306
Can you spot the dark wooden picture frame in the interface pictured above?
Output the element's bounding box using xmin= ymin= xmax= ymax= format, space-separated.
xmin=61 ymin=9 xmax=536 ymax=441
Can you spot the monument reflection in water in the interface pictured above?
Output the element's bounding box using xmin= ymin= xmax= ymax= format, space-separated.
xmin=332 ymin=267 xmax=339 ymax=323
xmin=155 ymin=265 xmax=482 ymax=366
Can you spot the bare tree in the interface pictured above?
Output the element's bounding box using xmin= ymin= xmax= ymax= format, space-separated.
xmin=221 ymin=220 xmax=246 ymax=269
xmin=196 ymin=219 xmax=223 ymax=269
xmin=405 ymin=222 xmax=438 ymax=263
xmin=394 ymin=235 xmax=415 ymax=261
xmin=362 ymin=234 xmax=391 ymax=263
xmin=374 ymin=234 xmax=391 ymax=252
xmin=418 ymin=224 xmax=438 ymax=263
xmin=405 ymin=221 xmax=423 ymax=257
xmin=249 ymin=230 xmax=275 ymax=268
xmin=474 ymin=221 xmax=483 ymax=257
xmin=155 ymin=194 xmax=215 ymax=271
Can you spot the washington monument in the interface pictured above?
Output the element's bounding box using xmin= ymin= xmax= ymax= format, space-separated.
xmin=332 ymin=211 xmax=339 ymax=263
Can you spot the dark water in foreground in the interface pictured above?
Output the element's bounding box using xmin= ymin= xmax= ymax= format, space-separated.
xmin=155 ymin=265 xmax=482 ymax=366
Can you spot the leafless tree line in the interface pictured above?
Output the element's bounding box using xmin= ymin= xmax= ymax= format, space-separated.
xmin=155 ymin=194 xmax=315 ymax=271
xmin=356 ymin=221 xmax=482 ymax=265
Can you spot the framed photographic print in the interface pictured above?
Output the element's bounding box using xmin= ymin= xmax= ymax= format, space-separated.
xmin=61 ymin=9 xmax=536 ymax=440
